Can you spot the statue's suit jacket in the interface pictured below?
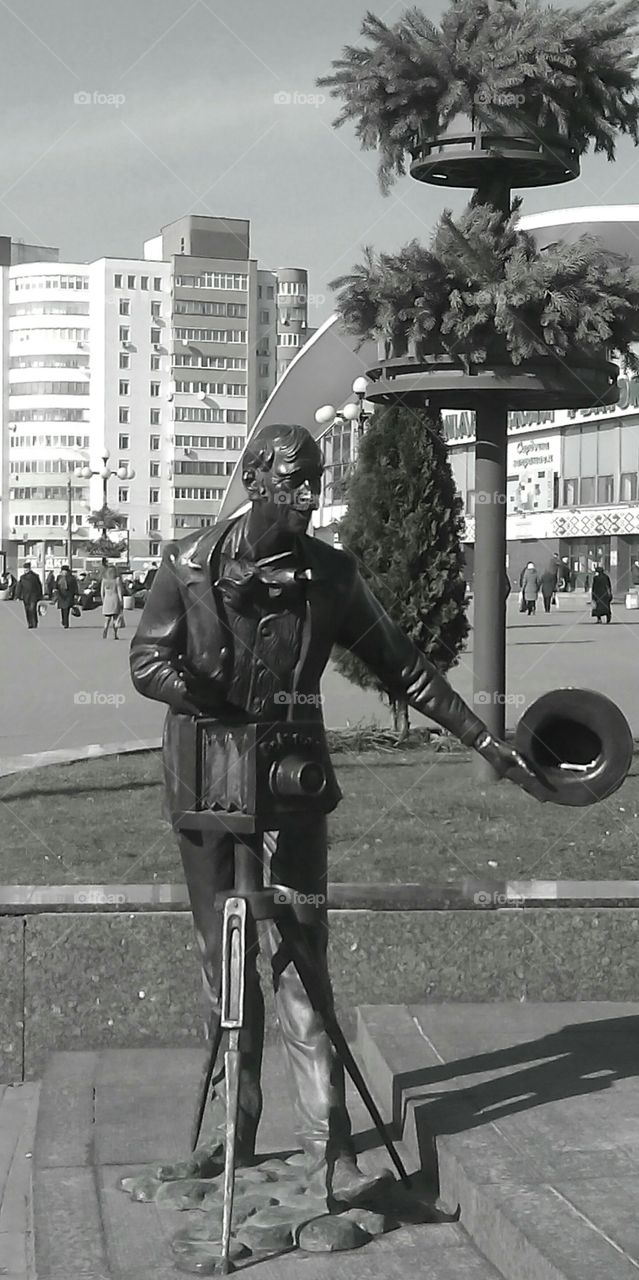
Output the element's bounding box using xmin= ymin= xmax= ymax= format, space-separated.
xmin=129 ymin=517 xmax=485 ymax=819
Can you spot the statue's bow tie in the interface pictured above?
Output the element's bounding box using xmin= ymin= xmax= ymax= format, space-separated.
xmin=215 ymin=555 xmax=311 ymax=612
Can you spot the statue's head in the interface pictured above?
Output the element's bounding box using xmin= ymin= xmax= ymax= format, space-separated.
xmin=241 ymin=424 xmax=324 ymax=536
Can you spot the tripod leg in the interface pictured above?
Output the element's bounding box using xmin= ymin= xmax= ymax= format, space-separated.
xmin=219 ymin=896 xmax=247 ymax=1274
xmin=220 ymin=1033 xmax=240 ymax=1275
xmin=190 ymin=1012 xmax=224 ymax=1152
xmin=276 ymin=913 xmax=411 ymax=1188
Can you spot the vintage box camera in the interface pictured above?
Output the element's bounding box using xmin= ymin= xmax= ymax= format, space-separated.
xmin=171 ymin=719 xmax=337 ymax=833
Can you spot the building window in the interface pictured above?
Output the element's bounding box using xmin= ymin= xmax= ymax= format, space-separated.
xmin=150 ymin=354 xmax=160 ymax=370
xmin=149 ymin=488 xmax=160 ymax=504
xmin=119 ymin=326 xmax=130 ymax=342
xmin=150 ymin=434 xmax=161 ymax=450
xmin=118 ymin=487 xmax=129 ymax=502
xmin=226 ymin=409 xmax=246 ymax=424
xmin=597 ymin=474 xmax=614 ymax=505
xmin=153 ymin=276 xmax=162 ymax=291
xmin=114 ymin=274 xmax=123 ymax=288
xmin=267 ymin=285 xmax=274 ymax=299
xmin=150 ymin=382 xmax=160 ymax=397
xmin=621 ymin=472 xmax=638 ymax=502
xmin=260 ymin=310 xmax=270 ymax=324
xmin=119 ymin=407 xmax=130 ymax=424
xmin=226 ymin=435 xmax=244 ymax=449
xmin=119 ymin=299 xmax=130 ymax=316
xmin=580 ymin=476 xmax=595 ymax=505
xmin=259 ymin=389 xmax=268 ymax=405
xmin=150 ymin=461 xmax=160 ymax=477
xmin=151 ymin=328 xmax=162 ymax=345
xmin=141 ymin=276 xmax=149 ymax=290
xmin=259 ymin=362 xmax=269 ymax=377
xmin=127 ymin=275 xmax=136 ymax=288
xmin=150 ymin=409 xmax=161 ymax=426
xmin=562 ymin=478 xmax=578 ymax=505
xmin=149 ymin=541 xmax=160 ymax=557
xmin=149 ymin=515 xmax=159 ymax=531
xmin=151 ymin=301 xmax=161 ymax=318
xmin=119 ymin=380 xmax=129 ymax=395
xmin=118 ymin=433 xmax=130 ymax=449
xmin=119 ymin=352 xmax=130 ymax=369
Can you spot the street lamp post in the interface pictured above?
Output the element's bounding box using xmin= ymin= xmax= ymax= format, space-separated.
xmin=314 ymin=378 xmax=376 ymax=510
xmin=78 ymin=449 xmax=135 ymax=543
xmin=315 ymin=377 xmax=376 ymax=439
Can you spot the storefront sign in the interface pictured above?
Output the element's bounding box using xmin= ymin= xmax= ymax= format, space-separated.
xmin=442 ymin=373 xmax=639 ymax=443
xmin=507 ymin=434 xmax=560 ymax=513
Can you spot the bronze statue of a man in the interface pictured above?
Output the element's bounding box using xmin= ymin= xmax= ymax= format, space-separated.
xmin=130 ymin=422 xmax=536 ymax=1200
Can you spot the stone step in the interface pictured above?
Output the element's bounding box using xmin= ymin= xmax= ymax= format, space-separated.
xmin=32 ymin=1043 xmax=505 ymax=1279
xmin=356 ymin=1001 xmax=639 ymax=1280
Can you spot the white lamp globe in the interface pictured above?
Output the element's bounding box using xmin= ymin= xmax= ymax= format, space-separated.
xmin=102 ymin=448 xmax=111 ymax=462
xmin=315 ymin=405 xmax=336 ymax=425
xmin=342 ymin=403 xmax=359 ymax=421
xmin=116 ymin=466 xmax=129 ymax=480
xmin=99 ymin=466 xmax=111 ymax=480
xmin=352 ymin=376 xmax=368 ymax=396
xmin=77 ymin=466 xmax=91 ymax=479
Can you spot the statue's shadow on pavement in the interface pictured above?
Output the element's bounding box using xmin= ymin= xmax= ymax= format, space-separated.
xmin=390 ymin=1015 xmax=639 ymax=1195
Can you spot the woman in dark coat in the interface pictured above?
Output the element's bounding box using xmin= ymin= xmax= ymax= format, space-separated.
xmin=519 ymin=562 xmax=540 ymax=616
xmin=591 ymin=565 xmax=613 ymax=623
xmin=54 ymin=565 xmax=79 ymax=629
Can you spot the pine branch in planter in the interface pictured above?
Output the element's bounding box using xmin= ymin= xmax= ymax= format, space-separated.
xmin=331 ymin=201 xmax=639 ymax=368
xmin=319 ymin=0 xmax=639 ymax=192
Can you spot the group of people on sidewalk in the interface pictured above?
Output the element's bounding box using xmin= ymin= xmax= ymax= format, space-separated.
xmin=11 ymin=560 xmax=125 ymax=635
xmin=518 ymin=555 xmax=613 ymax=622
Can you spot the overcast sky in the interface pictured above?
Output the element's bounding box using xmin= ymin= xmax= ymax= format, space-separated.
xmin=2 ymin=0 xmax=638 ymax=327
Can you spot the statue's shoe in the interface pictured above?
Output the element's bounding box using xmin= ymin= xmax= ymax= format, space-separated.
xmin=308 ymin=1157 xmax=393 ymax=1205
xmin=155 ymin=1142 xmax=225 ymax=1182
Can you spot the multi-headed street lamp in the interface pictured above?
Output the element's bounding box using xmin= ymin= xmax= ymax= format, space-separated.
xmin=314 ymin=376 xmax=376 ymax=438
xmin=77 ymin=450 xmax=135 ymax=540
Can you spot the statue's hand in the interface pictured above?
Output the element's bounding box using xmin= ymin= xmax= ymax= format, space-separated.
xmin=474 ymin=733 xmax=553 ymax=798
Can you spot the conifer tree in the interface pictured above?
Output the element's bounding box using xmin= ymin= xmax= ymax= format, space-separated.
xmin=335 ymin=403 xmax=469 ymax=740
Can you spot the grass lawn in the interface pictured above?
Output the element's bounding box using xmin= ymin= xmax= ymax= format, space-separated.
xmin=1 ymin=746 xmax=639 ymax=885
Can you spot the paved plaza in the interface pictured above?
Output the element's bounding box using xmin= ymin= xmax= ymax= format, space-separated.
xmin=1 ymin=591 xmax=639 ymax=764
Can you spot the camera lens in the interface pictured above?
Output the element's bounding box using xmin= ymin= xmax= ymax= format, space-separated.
xmin=270 ymin=754 xmax=327 ymax=798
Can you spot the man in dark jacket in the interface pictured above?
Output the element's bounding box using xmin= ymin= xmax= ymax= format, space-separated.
xmin=15 ymin=563 xmax=43 ymax=629
xmin=540 ymin=561 xmax=558 ymax=613
xmin=55 ymin=565 xmax=79 ymax=629
xmin=130 ymin=423 xmax=539 ymax=1199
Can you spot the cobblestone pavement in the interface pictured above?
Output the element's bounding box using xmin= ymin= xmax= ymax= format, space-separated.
xmin=2 ymin=590 xmax=639 ymax=764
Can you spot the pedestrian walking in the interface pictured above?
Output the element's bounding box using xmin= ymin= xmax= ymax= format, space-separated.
xmin=101 ymin=564 xmax=124 ymax=639
xmin=631 ymin=560 xmax=639 ymax=587
xmin=45 ymin=570 xmax=56 ymax=600
xmin=15 ymin=563 xmax=43 ymax=629
xmin=54 ymin=565 xmax=79 ymax=628
xmin=591 ymin=565 xmax=613 ymax=623
xmin=540 ymin=561 xmax=558 ymax=613
xmin=520 ymin=561 xmax=540 ymax=616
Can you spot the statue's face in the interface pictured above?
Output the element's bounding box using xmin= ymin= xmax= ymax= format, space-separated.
xmin=255 ymin=441 xmax=324 ymax=536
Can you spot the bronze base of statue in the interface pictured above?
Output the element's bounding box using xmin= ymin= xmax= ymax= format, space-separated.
xmin=120 ymin=1153 xmax=442 ymax=1271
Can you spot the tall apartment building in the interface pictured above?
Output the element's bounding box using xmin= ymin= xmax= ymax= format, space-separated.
xmin=0 ymin=216 xmax=309 ymax=574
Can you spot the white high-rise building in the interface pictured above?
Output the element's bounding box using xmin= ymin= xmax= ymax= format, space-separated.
xmin=0 ymin=216 xmax=310 ymax=574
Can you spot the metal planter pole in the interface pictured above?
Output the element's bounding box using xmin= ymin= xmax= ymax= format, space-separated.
xmin=472 ymin=404 xmax=507 ymax=780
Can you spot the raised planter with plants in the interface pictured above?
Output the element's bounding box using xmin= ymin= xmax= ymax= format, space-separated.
xmin=319 ymin=0 xmax=639 ymax=769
